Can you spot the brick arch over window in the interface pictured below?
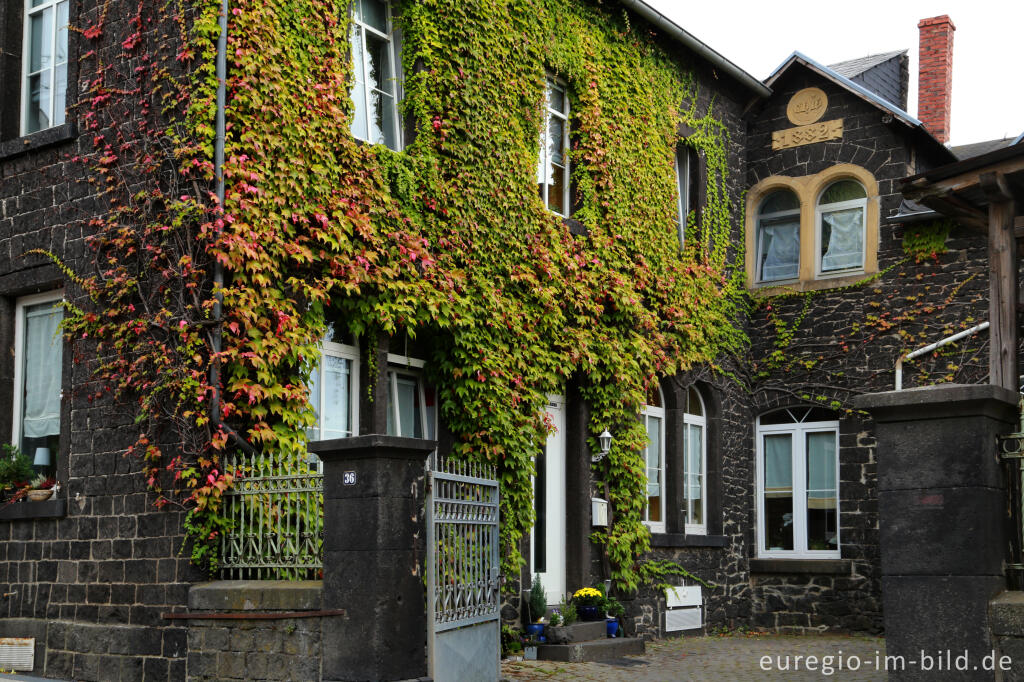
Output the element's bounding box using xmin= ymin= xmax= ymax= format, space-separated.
xmin=744 ymin=164 xmax=880 ymax=292
xmin=660 ymin=379 xmax=722 ymax=537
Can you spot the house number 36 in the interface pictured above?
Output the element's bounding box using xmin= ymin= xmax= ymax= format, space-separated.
xmin=343 ymin=471 xmax=357 ymax=485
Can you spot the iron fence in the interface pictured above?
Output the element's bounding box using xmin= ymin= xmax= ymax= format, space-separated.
xmin=219 ymin=452 xmax=323 ymax=580
xmin=1000 ymin=398 xmax=1024 ymax=589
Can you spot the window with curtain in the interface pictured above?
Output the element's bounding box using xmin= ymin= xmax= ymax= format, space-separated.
xmin=683 ymin=386 xmax=706 ymax=534
xmin=13 ymin=292 xmax=63 ymax=477
xmin=537 ymin=76 xmax=571 ymax=217
xmin=756 ymin=407 xmax=839 ymax=558
xmin=817 ymin=180 xmax=866 ymax=274
xmin=756 ymin=189 xmax=800 ymax=282
xmin=642 ymin=387 xmax=665 ymax=533
xmin=22 ymin=0 xmax=69 ymax=135
xmin=349 ymin=0 xmax=401 ymax=150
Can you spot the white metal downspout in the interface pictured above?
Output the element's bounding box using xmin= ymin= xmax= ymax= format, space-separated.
xmin=894 ymin=321 xmax=990 ymax=390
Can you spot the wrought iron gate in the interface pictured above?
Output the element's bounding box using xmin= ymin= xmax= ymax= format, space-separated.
xmin=426 ymin=455 xmax=501 ymax=681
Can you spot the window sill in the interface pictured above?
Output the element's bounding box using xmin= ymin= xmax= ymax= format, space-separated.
xmin=0 ymin=497 xmax=67 ymax=521
xmin=749 ymin=558 xmax=851 ymax=575
xmin=0 ymin=123 xmax=77 ymax=162
xmin=749 ymin=271 xmax=877 ymax=296
xmin=563 ymin=217 xmax=588 ymax=237
xmin=651 ymin=533 xmax=728 ymax=549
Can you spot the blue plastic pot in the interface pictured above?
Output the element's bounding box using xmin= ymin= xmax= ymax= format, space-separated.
xmin=606 ymin=618 xmax=619 ymax=638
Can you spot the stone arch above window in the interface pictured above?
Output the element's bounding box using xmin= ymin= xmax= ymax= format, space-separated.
xmin=745 ymin=164 xmax=880 ymax=292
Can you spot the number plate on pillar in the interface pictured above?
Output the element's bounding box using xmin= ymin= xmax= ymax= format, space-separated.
xmin=343 ymin=471 xmax=357 ymax=485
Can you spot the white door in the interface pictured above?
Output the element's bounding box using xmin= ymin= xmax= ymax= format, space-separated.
xmin=532 ymin=396 xmax=566 ymax=605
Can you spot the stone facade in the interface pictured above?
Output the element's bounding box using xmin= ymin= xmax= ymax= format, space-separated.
xmin=0 ymin=0 xmax=1003 ymax=678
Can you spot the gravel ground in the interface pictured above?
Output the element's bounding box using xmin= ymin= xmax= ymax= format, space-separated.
xmin=502 ymin=632 xmax=889 ymax=681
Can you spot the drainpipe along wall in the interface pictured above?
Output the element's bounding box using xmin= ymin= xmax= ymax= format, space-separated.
xmin=210 ymin=0 xmax=255 ymax=456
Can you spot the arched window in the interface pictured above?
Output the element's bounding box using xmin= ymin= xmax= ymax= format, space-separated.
xmin=756 ymin=189 xmax=801 ymax=282
xmin=816 ymin=180 xmax=867 ymax=275
xmin=643 ymin=387 xmax=666 ymax=533
xmin=756 ymin=407 xmax=839 ymax=558
xmin=683 ymin=387 xmax=706 ymax=534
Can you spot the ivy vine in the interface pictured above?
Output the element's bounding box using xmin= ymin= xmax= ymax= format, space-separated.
xmin=67 ymin=0 xmax=747 ymax=590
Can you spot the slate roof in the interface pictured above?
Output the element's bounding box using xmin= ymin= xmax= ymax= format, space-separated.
xmin=828 ymin=50 xmax=907 ymax=110
xmin=950 ymin=137 xmax=1021 ymax=160
xmin=828 ymin=50 xmax=906 ymax=79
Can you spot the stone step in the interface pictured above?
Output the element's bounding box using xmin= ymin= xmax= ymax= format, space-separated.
xmin=536 ymin=637 xmax=645 ymax=662
xmin=544 ymin=619 xmax=607 ymax=644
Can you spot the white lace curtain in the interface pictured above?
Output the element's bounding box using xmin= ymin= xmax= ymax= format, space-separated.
xmin=820 ymin=207 xmax=864 ymax=271
xmin=22 ymin=303 xmax=63 ymax=439
xmin=760 ymin=219 xmax=800 ymax=281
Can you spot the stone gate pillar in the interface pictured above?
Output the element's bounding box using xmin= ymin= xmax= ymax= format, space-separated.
xmin=853 ymin=384 xmax=1018 ymax=681
xmin=310 ymin=435 xmax=436 ymax=682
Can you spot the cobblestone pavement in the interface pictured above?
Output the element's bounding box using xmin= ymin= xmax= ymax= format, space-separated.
xmin=502 ymin=633 xmax=888 ymax=681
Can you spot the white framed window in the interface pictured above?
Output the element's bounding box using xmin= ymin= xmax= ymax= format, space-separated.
xmin=12 ymin=291 xmax=64 ymax=477
xmin=756 ymin=407 xmax=840 ymax=559
xmin=816 ymin=180 xmax=867 ymax=276
xmin=642 ymin=387 xmax=665 ymax=533
xmin=756 ymin=189 xmax=801 ymax=283
xmin=537 ymin=76 xmax=570 ymax=216
xmin=674 ymin=146 xmax=696 ymax=248
xmin=21 ymin=0 xmax=69 ymax=135
xmin=385 ymin=354 xmax=436 ymax=440
xmin=306 ymin=340 xmax=360 ymax=443
xmin=683 ymin=386 xmax=706 ymax=535
xmin=349 ymin=0 xmax=401 ymax=150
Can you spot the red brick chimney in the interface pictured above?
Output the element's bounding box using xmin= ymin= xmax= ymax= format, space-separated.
xmin=917 ymin=15 xmax=955 ymax=143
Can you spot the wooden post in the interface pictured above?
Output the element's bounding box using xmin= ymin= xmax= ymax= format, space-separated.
xmin=982 ymin=172 xmax=1018 ymax=392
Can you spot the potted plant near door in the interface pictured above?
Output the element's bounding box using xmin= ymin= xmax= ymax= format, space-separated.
xmin=600 ymin=590 xmax=625 ymax=637
xmin=571 ymin=587 xmax=604 ymax=621
xmin=524 ymin=575 xmax=547 ymax=640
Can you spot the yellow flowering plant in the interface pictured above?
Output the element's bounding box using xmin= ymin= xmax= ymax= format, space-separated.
xmin=571 ymin=587 xmax=603 ymax=607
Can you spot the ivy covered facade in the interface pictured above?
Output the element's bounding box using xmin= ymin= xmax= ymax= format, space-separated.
xmin=0 ymin=0 xmax=993 ymax=677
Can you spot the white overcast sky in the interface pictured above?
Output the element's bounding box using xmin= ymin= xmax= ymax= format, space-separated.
xmin=645 ymin=1 xmax=1023 ymax=147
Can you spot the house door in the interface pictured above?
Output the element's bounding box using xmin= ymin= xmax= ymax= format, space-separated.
xmin=532 ymin=395 xmax=566 ymax=605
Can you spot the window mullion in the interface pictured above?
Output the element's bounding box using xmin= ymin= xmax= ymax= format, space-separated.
xmin=793 ymin=427 xmax=808 ymax=554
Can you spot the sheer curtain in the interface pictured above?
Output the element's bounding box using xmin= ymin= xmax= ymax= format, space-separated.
xmin=820 ymin=207 xmax=864 ymax=271
xmin=763 ymin=434 xmax=792 ymax=495
xmin=760 ymin=220 xmax=800 ymax=280
xmin=22 ymin=303 xmax=62 ymax=440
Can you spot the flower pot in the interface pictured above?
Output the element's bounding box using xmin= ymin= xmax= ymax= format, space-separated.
xmin=577 ymin=605 xmax=601 ymax=621
xmin=27 ymin=489 xmax=53 ymax=502
xmin=606 ymin=617 xmax=619 ymax=638
xmin=525 ymin=622 xmax=545 ymax=638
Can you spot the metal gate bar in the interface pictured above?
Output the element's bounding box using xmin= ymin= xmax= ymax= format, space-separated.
xmin=426 ymin=456 xmax=501 ymax=680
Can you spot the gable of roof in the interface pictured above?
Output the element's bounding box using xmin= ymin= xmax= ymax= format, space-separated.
xmin=828 ymin=50 xmax=908 ymax=111
xmin=764 ymin=51 xmax=955 ymax=163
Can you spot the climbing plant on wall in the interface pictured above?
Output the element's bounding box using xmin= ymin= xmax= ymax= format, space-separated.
xmin=69 ymin=0 xmax=747 ymax=590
